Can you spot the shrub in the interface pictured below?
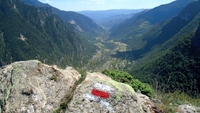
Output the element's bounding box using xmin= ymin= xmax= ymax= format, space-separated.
xmin=102 ymin=70 xmax=154 ymax=97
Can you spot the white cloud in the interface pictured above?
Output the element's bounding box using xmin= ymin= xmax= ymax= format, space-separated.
xmin=39 ymin=0 xmax=53 ymax=3
xmin=45 ymin=0 xmax=50 ymax=3
xmin=91 ymin=0 xmax=106 ymax=4
xmin=78 ymin=1 xmax=90 ymax=4
xmin=117 ymin=0 xmax=130 ymax=1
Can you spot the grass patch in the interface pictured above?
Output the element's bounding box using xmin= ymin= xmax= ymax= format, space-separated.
xmin=154 ymin=90 xmax=200 ymax=113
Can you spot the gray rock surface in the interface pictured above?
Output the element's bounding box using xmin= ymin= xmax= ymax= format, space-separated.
xmin=0 ymin=60 xmax=81 ymax=113
xmin=0 ymin=60 xmax=158 ymax=113
xmin=66 ymin=72 xmax=156 ymax=113
xmin=177 ymin=104 xmax=200 ymax=113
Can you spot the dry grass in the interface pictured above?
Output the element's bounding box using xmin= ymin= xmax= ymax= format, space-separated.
xmin=154 ymin=90 xmax=200 ymax=113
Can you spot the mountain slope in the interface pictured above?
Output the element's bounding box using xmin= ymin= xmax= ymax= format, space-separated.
xmin=113 ymin=0 xmax=200 ymax=60
xmin=22 ymin=0 xmax=104 ymax=39
xmin=131 ymin=23 xmax=200 ymax=96
xmin=127 ymin=1 xmax=200 ymax=96
xmin=0 ymin=0 xmax=96 ymax=67
xmin=110 ymin=0 xmax=195 ymax=40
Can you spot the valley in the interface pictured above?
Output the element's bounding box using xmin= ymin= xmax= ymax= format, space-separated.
xmin=1 ymin=0 xmax=200 ymax=112
xmin=86 ymin=35 xmax=130 ymax=71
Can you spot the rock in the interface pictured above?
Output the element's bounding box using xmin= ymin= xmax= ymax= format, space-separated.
xmin=177 ymin=104 xmax=200 ymax=113
xmin=0 ymin=60 xmax=81 ymax=113
xmin=0 ymin=60 xmax=157 ymax=113
xmin=66 ymin=72 xmax=156 ymax=113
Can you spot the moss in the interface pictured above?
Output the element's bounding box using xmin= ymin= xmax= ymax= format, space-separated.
xmin=5 ymin=89 xmax=10 ymax=101
xmin=109 ymin=80 xmax=123 ymax=101
xmin=4 ymin=64 xmax=22 ymax=103
xmin=12 ymin=65 xmax=21 ymax=87
xmin=15 ymin=67 xmax=22 ymax=72
xmin=14 ymin=63 xmax=22 ymax=71
xmin=102 ymin=70 xmax=154 ymax=97
xmin=50 ymin=75 xmax=58 ymax=82
xmin=124 ymin=83 xmax=135 ymax=94
xmin=33 ymin=60 xmax=40 ymax=63
xmin=0 ymin=99 xmax=3 ymax=113
xmin=98 ymin=79 xmax=123 ymax=101
xmin=73 ymin=97 xmax=81 ymax=104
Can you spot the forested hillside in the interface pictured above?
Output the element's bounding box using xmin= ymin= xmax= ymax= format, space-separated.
xmin=130 ymin=23 xmax=200 ymax=96
xmin=125 ymin=1 xmax=200 ymax=96
xmin=22 ymin=0 xmax=104 ymax=40
xmin=0 ymin=0 xmax=96 ymax=67
xmin=113 ymin=0 xmax=200 ymax=60
xmin=110 ymin=0 xmax=195 ymax=41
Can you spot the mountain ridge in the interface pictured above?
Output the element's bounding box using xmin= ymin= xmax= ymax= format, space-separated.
xmin=22 ymin=0 xmax=104 ymax=39
xmin=110 ymin=0 xmax=195 ymax=40
xmin=0 ymin=0 xmax=96 ymax=67
xmin=125 ymin=0 xmax=200 ymax=96
xmin=79 ymin=9 xmax=144 ymax=29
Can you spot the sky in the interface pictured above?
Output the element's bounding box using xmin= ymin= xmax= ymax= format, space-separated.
xmin=38 ymin=0 xmax=175 ymax=11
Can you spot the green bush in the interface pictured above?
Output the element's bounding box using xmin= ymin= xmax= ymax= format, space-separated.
xmin=102 ymin=70 xmax=154 ymax=97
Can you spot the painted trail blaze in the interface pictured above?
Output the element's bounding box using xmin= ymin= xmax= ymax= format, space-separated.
xmin=83 ymin=83 xmax=114 ymax=112
xmin=91 ymin=89 xmax=109 ymax=99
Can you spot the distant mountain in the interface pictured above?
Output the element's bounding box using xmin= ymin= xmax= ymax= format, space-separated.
xmin=99 ymin=14 xmax=134 ymax=30
xmin=116 ymin=0 xmax=200 ymax=59
xmin=79 ymin=9 xmax=144 ymax=28
xmin=123 ymin=0 xmax=200 ymax=96
xmin=110 ymin=0 xmax=195 ymax=40
xmin=0 ymin=0 xmax=97 ymax=67
xmin=22 ymin=0 xmax=104 ymax=39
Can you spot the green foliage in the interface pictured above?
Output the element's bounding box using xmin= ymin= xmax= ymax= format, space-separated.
xmin=102 ymin=70 xmax=154 ymax=97
xmin=111 ymin=1 xmax=200 ymax=62
xmin=0 ymin=0 xmax=97 ymax=68
xmin=125 ymin=1 xmax=200 ymax=97
xmin=110 ymin=0 xmax=195 ymax=40
xmin=130 ymin=25 xmax=200 ymax=96
xmin=22 ymin=0 xmax=105 ymax=41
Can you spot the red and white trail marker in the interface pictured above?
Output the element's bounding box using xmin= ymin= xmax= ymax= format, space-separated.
xmin=83 ymin=83 xmax=114 ymax=112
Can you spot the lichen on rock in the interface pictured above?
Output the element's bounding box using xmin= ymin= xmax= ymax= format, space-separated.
xmin=0 ymin=60 xmax=81 ymax=113
xmin=67 ymin=72 xmax=155 ymax=113
xmin=0 ymin=60 xmax=156 ymax=113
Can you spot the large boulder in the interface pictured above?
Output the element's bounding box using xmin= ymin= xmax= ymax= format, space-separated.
xmin=177 ymin=104 xmax=200 ymax=113
xmin=0 ymin=60 xmax=157 ymax=113
xmin=0 ymin=60 xmax=81 ymax=113
xmin=67 ymin=72 xmax=156 ymax=113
